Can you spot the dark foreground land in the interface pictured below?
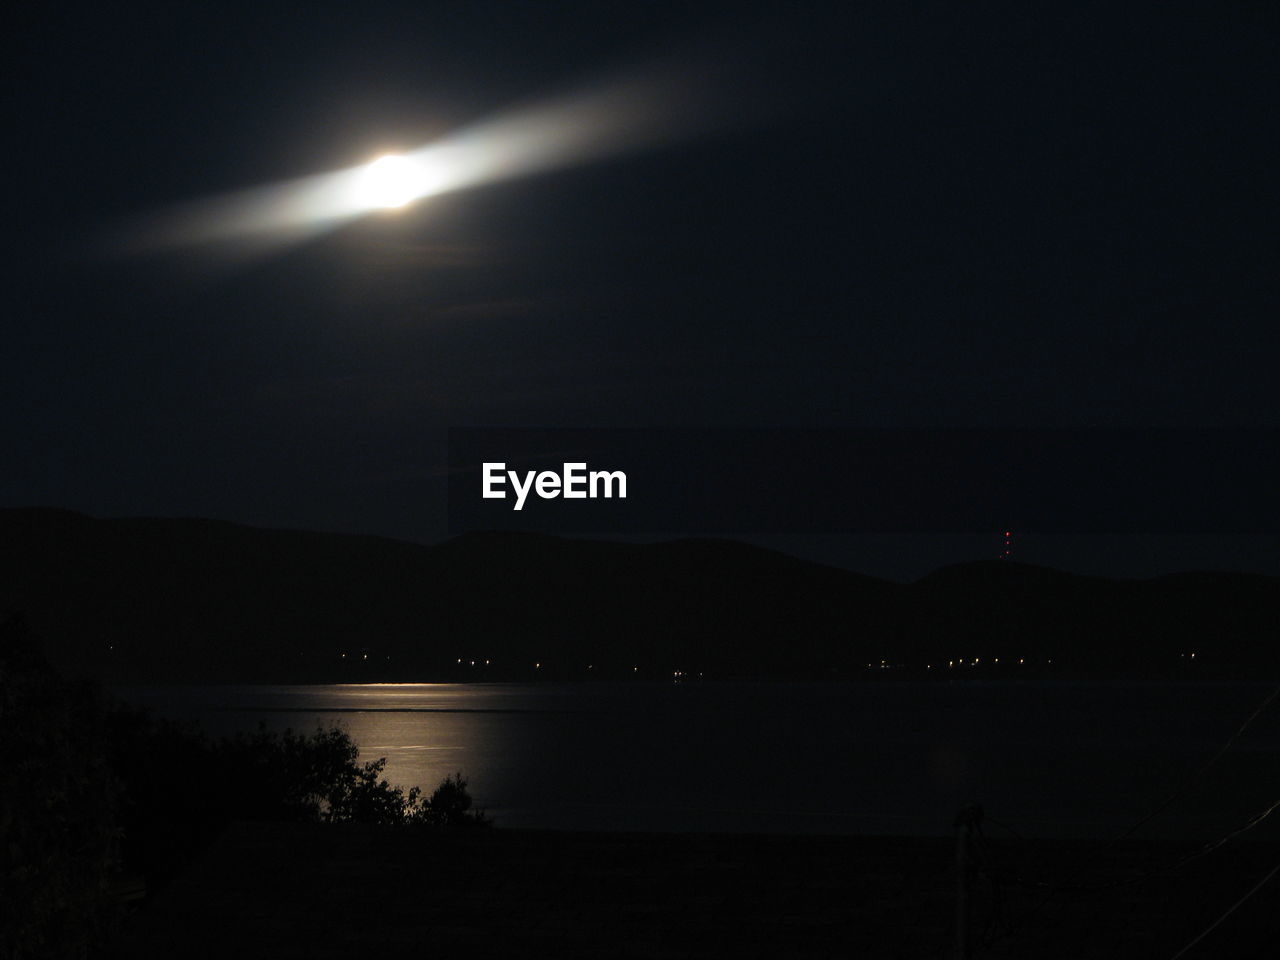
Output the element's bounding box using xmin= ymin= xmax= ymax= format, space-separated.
xmin=106 ymin=824 xmax=1279 ymax=959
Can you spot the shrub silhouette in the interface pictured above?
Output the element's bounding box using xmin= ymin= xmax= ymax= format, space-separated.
xmin=210 ymin=724 xmax=422 ymax=825
xmin=2 ymin=612 xmax=490 ymax=959
xmin=108 ymin=718 xmax=489 ymax=845
xmin=1 ymin=614 xmax=121 ymax=960
xmin=411 ymin=772 xmax=492 ymax=828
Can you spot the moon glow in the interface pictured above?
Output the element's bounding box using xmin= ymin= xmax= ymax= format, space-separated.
xmin=353 ymin=154 xmax=430 ymax=209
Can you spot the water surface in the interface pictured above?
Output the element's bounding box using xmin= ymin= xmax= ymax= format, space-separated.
xmin=113 ymin=681 xmax=1280 ymax=838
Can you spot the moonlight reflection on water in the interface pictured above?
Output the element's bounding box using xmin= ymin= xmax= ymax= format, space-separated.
xmin=113 ymin=681 xmax=1280 ymax=837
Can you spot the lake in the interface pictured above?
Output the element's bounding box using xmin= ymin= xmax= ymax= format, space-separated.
xmin=111 ymin=680 xmax=1280 ymax=838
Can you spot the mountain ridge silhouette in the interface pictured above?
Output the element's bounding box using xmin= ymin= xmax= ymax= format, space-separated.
xmin=2 ymin=508 xmax=1275 ymax=682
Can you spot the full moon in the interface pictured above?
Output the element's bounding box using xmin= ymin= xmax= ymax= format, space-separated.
xmin=352 ymin=154 xmax=429 ymax=209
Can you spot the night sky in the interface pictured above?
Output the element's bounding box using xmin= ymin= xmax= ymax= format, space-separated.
xmin=5 ymin=2 xmax=1278 ymax=579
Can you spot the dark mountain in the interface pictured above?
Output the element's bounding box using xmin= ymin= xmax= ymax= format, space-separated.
xmin=1 ymin=509 xmax=1276 ymax=682
xmin=901 ymin=561 xmax=1279 ymax=673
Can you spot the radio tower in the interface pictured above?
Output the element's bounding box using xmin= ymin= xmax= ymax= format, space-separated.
xmin=1000 ymin=530 xmax=1013 ymax=560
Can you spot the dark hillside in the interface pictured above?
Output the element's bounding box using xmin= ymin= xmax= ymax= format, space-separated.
xmin=2 ymin=509 xmax=1276 ymax=682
